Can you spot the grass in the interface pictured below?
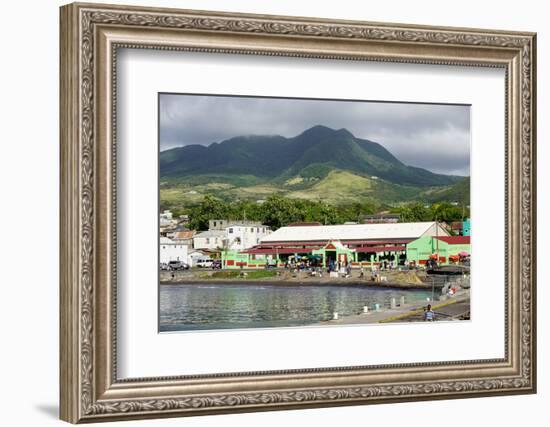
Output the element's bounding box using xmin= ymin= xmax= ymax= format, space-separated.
xmin=159 ymin=169 xmax=455 ymax=209
xmin=284 ymin=176 xmax=305 ymax=186
xmin=160 ymin=187 xmax=204 ymax=207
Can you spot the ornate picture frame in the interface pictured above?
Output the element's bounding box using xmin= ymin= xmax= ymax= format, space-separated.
xmin=60 ymin=2 xmax=536 ymax=423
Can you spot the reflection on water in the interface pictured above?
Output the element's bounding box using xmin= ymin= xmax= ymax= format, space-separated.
xmin=160 ymin=283 xmax=432 ymax=332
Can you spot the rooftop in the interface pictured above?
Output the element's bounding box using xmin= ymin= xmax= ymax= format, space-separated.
xmin=225 ymin=221 xmax=265 ymax=228
xmin=261 ymin=222 xmax=446 ymax=243
xmin=194 ymin=230 xmax=226 ymax=238
xmin=173 ymin=230 xmax=196 ymax=240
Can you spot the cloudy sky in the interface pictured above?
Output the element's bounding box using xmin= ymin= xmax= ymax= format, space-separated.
xmin=160 ymin=93 xmax=470 ymax=176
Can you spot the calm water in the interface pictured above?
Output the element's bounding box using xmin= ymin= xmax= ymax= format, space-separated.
xmin=160 ymin=283 xmax=432 ymax=332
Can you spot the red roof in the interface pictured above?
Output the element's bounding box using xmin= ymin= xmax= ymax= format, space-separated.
xmin=355 ymin=245 xmax=406 ymax=253
xmin=435 ymin=236 xmax=470 ymax=244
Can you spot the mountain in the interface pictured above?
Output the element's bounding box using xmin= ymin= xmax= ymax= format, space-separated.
xmin=419 ymin=176 xmax=470 ymax=205
xmin=160 ymin=125 xmax=462 ymax=187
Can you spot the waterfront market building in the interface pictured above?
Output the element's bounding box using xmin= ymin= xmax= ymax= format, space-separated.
xmin=221 ymin=221 xmax=469 ymax=269
xmin=406 ymin=235 xmax=471 ymax=265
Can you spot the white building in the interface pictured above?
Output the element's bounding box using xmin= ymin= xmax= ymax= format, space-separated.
xmin=159 ymin=237 xmax=189 ymax=264
xmin=194 ymin=220 xmax=272 ymax=251
xmin=225 ymin=223 xmax=272 ymax=251
xmin=193 ymin=230 xmax=225 ymax=251
xmin=260 ymin=222 xmax=448 ymax=245
xmin=160 ymin=210 xmax=176 ymax=227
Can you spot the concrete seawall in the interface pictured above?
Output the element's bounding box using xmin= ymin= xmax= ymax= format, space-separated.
xmin=321 ymin=292 xmax=470 ymax=325
xmin=160 ymin=269 xmax=439 ymax=290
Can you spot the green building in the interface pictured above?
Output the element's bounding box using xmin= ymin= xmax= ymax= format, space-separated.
xmin=406 ymin=235 xmax=471 ymax=265
xmin=222 ymin=240 xmax=359 ymax=269
xmin=311 ymin=240 xmax=357 ymax=267
xmin=463 ymin=218 xmax=471 ymax=236
xmin=220 ymin=222 xmax=452 ymax=269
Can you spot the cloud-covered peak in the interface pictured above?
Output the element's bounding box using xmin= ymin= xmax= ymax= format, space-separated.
xmin=159 ymin=94 xmax=470 ymax=176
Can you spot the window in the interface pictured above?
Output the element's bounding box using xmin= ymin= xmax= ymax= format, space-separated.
xmin=228 ymin=228 xmax=233 ymax=233
xmin=251 ymin=228 xmax=254 ymax=233
xmin=206 ymin=238 xmax=210 ymax=244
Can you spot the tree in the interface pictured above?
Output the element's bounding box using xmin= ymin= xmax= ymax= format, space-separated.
xmin=398 ymin=202 xmax=431 ymax=222
xmin=261 ymin=195 xmax=303 ymax=229
xmin=188 ymin=195 xmax=230 ymax=230
xmin=430 ymin=202 xmax=464 ymax=224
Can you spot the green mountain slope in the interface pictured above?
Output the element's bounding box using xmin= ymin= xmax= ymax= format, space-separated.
xmin=159 ymin=125 xmax=469 ymax=210
xmin=160 ymin=125 xmax=462 ymax=187
xmin=159 ymin=169 xmax=459 ymax=212
xmin=419 ymin=177 xmax=470 ymax=205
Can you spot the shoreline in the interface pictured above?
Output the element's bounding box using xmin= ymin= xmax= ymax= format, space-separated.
xmin=159 ymin=268 xmax=441 ymax=290
xmin=318 ymin=293 xmax=470 ymax=325
xmin=160 ymin=279 xmax=433 ymax=290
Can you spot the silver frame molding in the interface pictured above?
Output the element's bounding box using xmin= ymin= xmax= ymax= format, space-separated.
xmin=60 ymin=2 xmax=537 ymax=423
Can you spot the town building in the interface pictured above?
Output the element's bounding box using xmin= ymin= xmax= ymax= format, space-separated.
xmin=208 ymin=219 xmax=267 ymax=231
xmin=192 ymin=230 xmax=225 ymax=251
xmin=406 ymin=235 xmax=470 ymax=265
xmin=208 ymin=219 xmax=231 ymax=231
xmin=224 ymin=223 xmax=271 ymax=251
xmin=201 ymin=220 xmax=272 ymax=251
xmin=159 ymin=210 xmax=175 ymax=227
xmin=222 ymin=221 xmax=450 ymax=269
xmin=159 ymin=237 xmax=189 ymax=264
xmin=172 ymin=230 xmax=196 ymax=246
xmin=450 ymin=218 xmax=471 ymax=236
xmin=462 ymin=218 xmax=471 ymax=236
xmin=363 ymin=212 xmax=400 ymax=224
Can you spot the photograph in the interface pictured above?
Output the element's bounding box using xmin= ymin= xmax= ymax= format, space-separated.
xmin=56 ymin=2 xmax=536 ymax=422
xmin=158 ymin=94 xmax=472 ymax=332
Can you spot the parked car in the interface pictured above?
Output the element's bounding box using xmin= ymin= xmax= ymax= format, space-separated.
xmin=159 ymin=262 xmax=170 ymax=271
xmin=168 ymin=260 xmax=189 ymax=271
xmin=196 ymin=258 xmax=213 ymax=268
xmin=211 ymin=259 xmax=222 ymax=269
xmin=265 ymin=259 xmax=277 ymax=269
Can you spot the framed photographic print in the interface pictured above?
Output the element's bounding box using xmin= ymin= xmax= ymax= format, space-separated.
xmin=60 ymin=2 xmax=537 ymax=423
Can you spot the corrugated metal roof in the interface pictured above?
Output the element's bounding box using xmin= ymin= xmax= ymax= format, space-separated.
xmin=173 ymin=230 xmax=196 ymax=240
xmin=261 ymin=222 xmax=443 ymax=243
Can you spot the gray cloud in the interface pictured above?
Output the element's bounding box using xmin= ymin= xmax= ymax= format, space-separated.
xmin=160 ymin=94 xmax=470 ymax=176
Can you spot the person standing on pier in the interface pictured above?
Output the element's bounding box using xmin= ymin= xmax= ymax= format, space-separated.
xmin=424 ymin=304 xmax=435 ymax=321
